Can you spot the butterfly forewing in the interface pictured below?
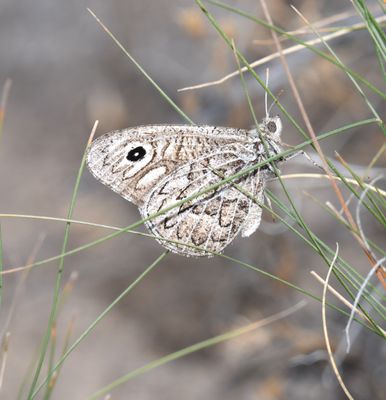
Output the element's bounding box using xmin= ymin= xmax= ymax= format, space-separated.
xmin=86 ymin=125 xmax=253 ymax=207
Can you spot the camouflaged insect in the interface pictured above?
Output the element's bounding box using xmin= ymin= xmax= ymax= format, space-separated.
xmin=86 ymin=116 xmax=283 ymax=256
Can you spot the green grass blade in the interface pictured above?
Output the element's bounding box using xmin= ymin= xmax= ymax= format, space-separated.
xmin=195 ymin=0 xmax=386 ymax=331
xmin=2 ymin=119 xmax=378 ymax=276
xmin=26 ymin=125 xmax=98 ymax=398
xmin=352 ymin=0 xmax=386 ymax=61
xmin=86 ymin=301 xmax=306 ymax=399
xmin=87 ymin=8 xmax=194 ymax=125
xmin=290 ymin=4 xmax=384 ymax=130
xmin=267 ymin=189 xmax=386 ymax=321
xmin=206 ymin=0 xmax=386 ymax=100
xmin=31 ymin=251 xmax=167 ymax=398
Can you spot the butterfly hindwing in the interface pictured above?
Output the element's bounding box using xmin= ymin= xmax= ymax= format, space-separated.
xmin=140 ymin=149 xmax=266 ymax=256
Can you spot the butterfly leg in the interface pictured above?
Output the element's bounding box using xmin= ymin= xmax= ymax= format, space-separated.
xmin=264 ymin=193 xmax=272 ymax=210
xmin=285 ymin=150 xmax=325 ymax=172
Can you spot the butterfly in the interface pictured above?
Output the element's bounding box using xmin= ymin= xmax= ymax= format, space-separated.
xmin=86 ymin=116 xmax=284 ymax=257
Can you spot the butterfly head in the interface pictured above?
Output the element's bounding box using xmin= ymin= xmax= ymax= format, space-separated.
xmin=259 ymin=115 xmax=282 ymax=143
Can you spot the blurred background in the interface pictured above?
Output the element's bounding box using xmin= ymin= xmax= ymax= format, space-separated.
xmin=0 ymin=0 xmax=384 ymax=399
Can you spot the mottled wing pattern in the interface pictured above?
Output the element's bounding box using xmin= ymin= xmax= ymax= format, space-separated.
xmin=141 ymin=149 xmax=266 ymax=257
xmin=87 ymin=125 xmax=268 ymax=257
xmin=86 ymin=125 xmax=253 ymax=207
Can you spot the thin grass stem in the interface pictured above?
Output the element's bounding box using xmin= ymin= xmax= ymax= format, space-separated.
xmin=87 ymin=9 xmax=194 ymax=125
xmin=26 ymin=121 xmax=99 ymax=398
xmin=86 ymin=301 xmax=307 ymax=399
xmin=31 ymin=251 xmax=167 ymax=398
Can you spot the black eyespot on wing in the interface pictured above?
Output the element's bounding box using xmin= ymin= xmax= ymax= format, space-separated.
xmin=267 ymin=121 xmax=277 ymax=133
xmin=127 ymin=146 xmax=146 ymax=162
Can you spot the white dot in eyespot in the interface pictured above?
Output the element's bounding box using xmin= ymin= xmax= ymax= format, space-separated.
xmin=127 ymin=146 xmax=146 ymax=161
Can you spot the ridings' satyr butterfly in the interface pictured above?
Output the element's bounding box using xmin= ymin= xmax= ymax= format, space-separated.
xmin=86 ymin=116 xmax=284 ymax=257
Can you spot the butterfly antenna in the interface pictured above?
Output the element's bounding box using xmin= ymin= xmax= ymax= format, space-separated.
xmin=268 ymin=89 xmax=284 ymax=116
xmin=265 ymin=68 xmax=269 ymax=119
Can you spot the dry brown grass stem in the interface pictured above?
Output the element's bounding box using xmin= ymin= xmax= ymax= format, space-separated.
xmin=288 ymin=6 xmax=386 ymax=289
xmin=254 ymin=6 xmax=384 ymax=44
xmin=312 ymin=270 xmax=385 ymax=335
xmin=0 ymin=332 xmax=10 ymax=390
xmin=321 ymin=244 xmax=354 ymax=400
xmin=0 ymin=234 xmax=46 ymax=331
xmin=280 ymin=173 xmax=386 ymax=196
xmin=0 ymin=234 xmax=45 ymax=391
xmin=0 ymin=79 xmax=12 ymax=131
xmin=178 ymin=16 xmax=386 ymax=92
xmin=335 ymin=153 xmax=386 ymax=286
